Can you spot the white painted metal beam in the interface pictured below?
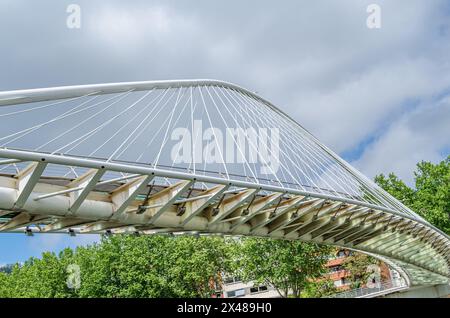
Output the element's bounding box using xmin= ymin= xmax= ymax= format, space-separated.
xmin=110 ymin=175 xmax=154 ymax=219
xmin=209 ymin=189 xmax=257 ymax=226
xmin=14 ymin=162 xmax=47 ymax=209
xmin=147 ymin=180 xmax=193 ymax=224
xmin=230 ymin=192 xmax=283 ymax=232
xmin=68 ymin=168 xmax=105 ymax=215
xmin=180 ymin=184 xmax=229 ymax=226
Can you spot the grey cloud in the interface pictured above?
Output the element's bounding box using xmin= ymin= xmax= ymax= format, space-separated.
xmin=0 ymin=0 xmax=449 ymax=178
xmin=354 ymin=95 xmax=450 ymax=185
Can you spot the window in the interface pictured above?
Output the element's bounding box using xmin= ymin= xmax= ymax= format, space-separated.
xmin=250 ymin=285 xmax=269 ymax=294
xmin=227 ymin=288 xmax=246 ymax=298
xmin=341 ymin=278 xmax=350 ymax=285
xmin=330 ymin=265 xmax=343 ymax=272
xmin=223 ymin=276 xmax=242 ymax=284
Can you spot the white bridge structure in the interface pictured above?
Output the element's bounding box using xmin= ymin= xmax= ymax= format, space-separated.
xmin=0 ymin=80 xmax=448 ymax=289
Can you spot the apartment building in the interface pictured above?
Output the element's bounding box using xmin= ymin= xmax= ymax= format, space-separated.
xmin=218 ymin=249 xmax=402 ymax=298
xmin=324 ymin=249 xmax=400 ymax=290
xmin=219 ymin=276 xmax=280 ymax=298
xmin=324 ymin=249 xmax=354 ymax=290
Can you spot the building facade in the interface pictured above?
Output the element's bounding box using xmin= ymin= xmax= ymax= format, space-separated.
xmin=219 ymin=276 xmax=280 ymax=298
xmin=218 ymin=249 xmax=401 ymax=298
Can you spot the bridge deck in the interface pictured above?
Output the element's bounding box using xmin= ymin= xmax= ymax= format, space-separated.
xmin=0 ymin=79 xmax=448 ymax=288
xmin=0 ymin=148 xmax=448 ymax=287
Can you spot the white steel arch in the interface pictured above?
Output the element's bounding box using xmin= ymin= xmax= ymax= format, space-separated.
xmin=0 ymin=79 xmax=448 ymax=287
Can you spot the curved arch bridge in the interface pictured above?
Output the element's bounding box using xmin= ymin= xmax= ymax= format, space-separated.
xmin=0 ymin=80 xmax=448 ymax=288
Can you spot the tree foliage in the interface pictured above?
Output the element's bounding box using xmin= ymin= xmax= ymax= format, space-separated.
xmin=0 ymin=235 xmax=230 ymax=298
xmin=0 ymin=252 xmax=71 ymax=298
xmin=0 ymin=235 xmax=334 ymax=298
xmin=342 ymin=253 xmax=378 ymax=289
xmin=301 ymin=279 xmax=337 ymax=298
xmin=375 ymin=156 xmax=450 ymax=234
xmin=230 ymin=237 xmax=333 ymax=298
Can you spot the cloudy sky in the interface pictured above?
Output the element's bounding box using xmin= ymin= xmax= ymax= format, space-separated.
xmin=0 ymin=0 xmax=449 ymax=263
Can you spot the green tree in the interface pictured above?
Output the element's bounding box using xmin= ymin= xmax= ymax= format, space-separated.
xmin=342 ymin=253 xmax=378 ymax=289
xmin=374 ymin=173 xmax=415 ymax=207
xmin=375 ymin=156 xmax=450 ymax=234
xmin=0 ymin=271 xmax=12 ymax=297
xmin=4 ymin=252 xmax=71 ymax=298
xmin=0 ymin=264 xmax=14 ymax=274
xmin=0 ymin=234 xmax=231 ymax=298
xmin=301 ymin=279 xmax=337 ymax=298
xmin=231 ymin=237 xmax=332 ymax=298
xmin=72 ymin=234 xmax=230 ymax=298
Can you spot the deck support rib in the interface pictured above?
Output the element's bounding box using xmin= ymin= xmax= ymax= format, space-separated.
xmin=14 ymin=162 xmax=47 ymax=210
xmin=180 ymin=185 xmax=229 ymax=226
xmin=110 ymin=175 xmax=154 ymax=219
xmin=147 ymin=180 xmax=193 ymax=224
xmin=208 ymin=189 xmax=257 ymax=226
xmin=68 ymin=168 xmax=105 ymax=215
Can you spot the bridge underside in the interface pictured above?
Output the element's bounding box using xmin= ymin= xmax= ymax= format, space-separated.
xmin=0 ymin=148 xmax=448 ymax=287
xmin=379 ymin=283 xmax=450 ymax=298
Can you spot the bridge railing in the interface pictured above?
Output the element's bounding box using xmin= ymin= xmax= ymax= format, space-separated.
xmin=325 ymin=280 xmax=408 ymax=298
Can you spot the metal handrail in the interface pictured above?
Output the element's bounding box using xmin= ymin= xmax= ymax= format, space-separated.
xmin=325 ymin=280 xmax=408 ymax=298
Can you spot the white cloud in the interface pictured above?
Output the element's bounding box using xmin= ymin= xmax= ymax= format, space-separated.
xmin=353 ymin=95 xmax=450 ymax=185
xmin=88 ymin=4 xmax=198 ymax=53
xmin=27 ymin=234 xmax=100 ymax=255
xmin=292 ymin=58 xmax=450 ymax=153
xmin=0 ymin=0 xmax=449 ymax=190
